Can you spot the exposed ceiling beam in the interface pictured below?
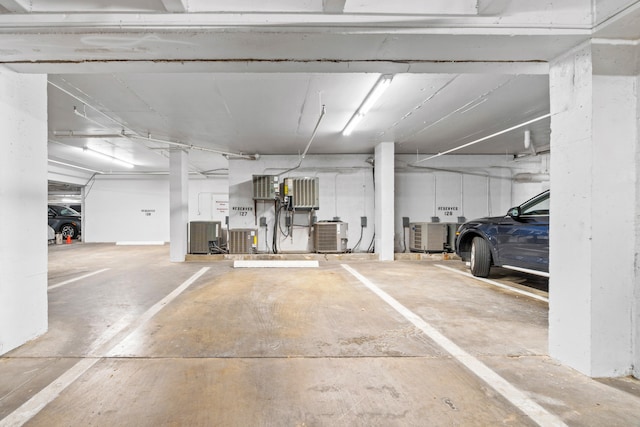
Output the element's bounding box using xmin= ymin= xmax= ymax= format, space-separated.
xmin=161 ymin=0 xmax=188 ymax=13
xmin=0 ymin=0 xmax=29 ymax=13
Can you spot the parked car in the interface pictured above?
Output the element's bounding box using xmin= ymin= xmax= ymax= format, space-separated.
xmin=455 ymin=190 xmax=549 ymax=278
xmin=48 ymin=204 xmax=82 ymax=239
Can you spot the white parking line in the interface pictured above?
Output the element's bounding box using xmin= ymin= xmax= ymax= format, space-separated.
xmin=435 ymin=264 xmax=549 ymax=303
xmin=341 ymin=264 xmax=566 ymax=427
xmin=1 ymin=267 xmax=210 ymax=427
xmin=48 ymin=268 xmax=110 ymax=290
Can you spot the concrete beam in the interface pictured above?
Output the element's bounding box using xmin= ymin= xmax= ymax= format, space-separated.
xmin=0 ymin=0 xmax=28 ymax=12
xmin=161 ymin=0 xmax=188 ymax=13
xmin=323 ymin=0 xmax=345 ymax=13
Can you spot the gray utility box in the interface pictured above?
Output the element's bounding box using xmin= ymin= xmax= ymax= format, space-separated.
xmin=282 ymin=177 xmax=319 ymax=210
xmin=189 ymin=221 xmax=223 ymax=254
xmin=252 ymin=175 xmax=280 ymax=200
xmin=314 ymin=221 xmax=348 ymax=253
xmin=228 ymin=229 xmax=257 ymax=254
xmin=409 ymin=222 xmax=448 ymax=252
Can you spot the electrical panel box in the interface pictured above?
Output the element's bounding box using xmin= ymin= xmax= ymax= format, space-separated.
xmin=252 ymin=175 xmax=280 ymax=200
xmin=409 ymin=222 xmax=448 ymax=252
xmin=314 ymin=221 xmax=348 ymax=253
xmin=445 ymin=222 xmax=464 ymax=252
xmin=228 ymin=229 xmax=257 ymax=254
xmin=282 ymin=177 xmax=319 ymax=210
xmin=189 ymin=221 xmax=223 ymax=254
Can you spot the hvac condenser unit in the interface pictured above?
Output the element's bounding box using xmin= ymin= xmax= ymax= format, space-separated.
xmin=409 ymin=222 xmax=448 ymax=252
xmin=189 ymin=221 xmax=222 ymax=254
xmin=252 ymin=175 xmax=280 ymax=200
xmin=282 ymin=177 xmax=319 ymax=210
xmin=228 ymin=229 xmax=257 ymax=254
xmin=314 ymin=221 xmax=348 ymax=253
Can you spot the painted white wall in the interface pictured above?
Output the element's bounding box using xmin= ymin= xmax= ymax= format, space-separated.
xmin=189 ymin=177 xmax=229 ymax=224
xmin=85 ymin=176 xmax=171 ymax=243
xmin=227 ymin=153 xmax=547 ymax=254
xmin=229 ymin=155 xmax=375 ymax=253
xmin=549 ymin=43 xmax=640 ymax=377
xmin=84 ymin=175 xmax=228 ymax=243
xmin=0 ymin=70 xmax=48 ymax=355
xmin=394 ymin=154 xmax=548 ymax=252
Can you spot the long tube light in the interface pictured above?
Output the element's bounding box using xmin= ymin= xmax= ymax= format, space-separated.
xmin=48 ymin=158 xmax=103 ymax=174
xmin=83 ymin=146 xmax=135 ymax=168
xmin=342 ymin=74 xmax=393 ymax=136
xmin=413 ymin=113 xmax=552 ymax=164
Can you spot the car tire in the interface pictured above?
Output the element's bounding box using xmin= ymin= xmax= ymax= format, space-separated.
xmin=470 ymin=236 xmax=491 ymax=278
xmin=60 ymin=224 xmax=77 ymax=239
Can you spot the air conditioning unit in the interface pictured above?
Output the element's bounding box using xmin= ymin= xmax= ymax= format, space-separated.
xmin=189 ymin=221 xmax=222 ymax=254
xmin=252 ymin=175 xmax=280 ymax=200
xmin=314 ymin=221 xmax=348 ymax=253
xmin=228 ymin=229 xmax=257 ymax=254
xmin=409 ymin=222 xmax=448 ymax=252
xmin=282 ymin=177 xmax=319 ymax=210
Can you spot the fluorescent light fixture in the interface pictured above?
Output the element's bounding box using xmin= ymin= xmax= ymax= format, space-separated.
xmin=53 ymin=131 xmax=125 ymax=139
xmin=48 ymin=158 xmax=103 ymax=174
xmin=83 ymin=146 xmax=134 ymax=169
xmin=342 ymin=74 xmax=393 ymax=136
xmin=414 ymin=113 xmax=552 ymax=164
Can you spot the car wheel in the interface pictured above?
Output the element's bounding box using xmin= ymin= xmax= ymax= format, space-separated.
xmin=60 ymin=224 xmax=77 ymax=239
xmin=470 ymin=236 xmax=491 ymax=278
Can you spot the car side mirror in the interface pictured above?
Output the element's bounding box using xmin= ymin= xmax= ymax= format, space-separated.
xmin=507 ymin=207 xmax=521 ymax=218
xmin=48 ymin=212 xmax=55 ymax=218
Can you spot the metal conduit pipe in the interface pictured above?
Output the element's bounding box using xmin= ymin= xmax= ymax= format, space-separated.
xmin=277 ymin=105 xmax=326 ymax=176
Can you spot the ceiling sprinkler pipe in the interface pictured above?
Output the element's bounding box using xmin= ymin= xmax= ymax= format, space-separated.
xmin=126 ymin=133 xmax=257 ymax=160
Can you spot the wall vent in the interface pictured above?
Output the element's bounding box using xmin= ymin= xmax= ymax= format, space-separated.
xmin=252 ymin=175 xmax=280 ymax=200
xmin=228 ymin=229 xmax=257 ymax=254
xmin=189 ymin=221 xmax=222 ymax=254
xmin=314 ymin=221 xmax=348 ymax=253
xmin=282 ymin=177 xmax=319 ymax=210
xmin=409 ymin=222 xmax=447 ymax=252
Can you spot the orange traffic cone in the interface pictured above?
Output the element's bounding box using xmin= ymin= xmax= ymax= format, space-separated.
xmin=66 ymin=235 xmax=71 ymax=244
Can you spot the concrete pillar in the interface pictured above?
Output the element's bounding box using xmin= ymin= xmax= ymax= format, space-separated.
xmin=549 ymin=42 xmax=640 ymax=377
xmin=169 ymin=149 xmax=189 ymax=262
xmin=375 ymin=142 xmax=395 ymax=261
xmin=0 ymin=69 xmax=48 ymax=355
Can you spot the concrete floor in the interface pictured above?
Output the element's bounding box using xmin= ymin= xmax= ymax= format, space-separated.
xmin=1 ymin=244 xmax=640 ymax=426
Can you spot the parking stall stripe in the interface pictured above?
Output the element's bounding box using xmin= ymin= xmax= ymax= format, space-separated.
xmin=435 ymin=264 xmax=549 ymax=303
xmin=1 ymin=267 xmax=210 ymax=427
xmin=48 ymin=268 xmax=110 ymax=290
xmin=341 ymin=264 xmax=565 ymax=427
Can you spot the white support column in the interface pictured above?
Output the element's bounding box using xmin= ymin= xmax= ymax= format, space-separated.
xmin=169 ymin=149 xmax=189 ymax=262
xmin=0 ymin=70 xmax=48 ymax=355
xmin=375 ymin=142 xmax=395 ymax=261
xmin=549 ymin=42 xmax=640 ymax=377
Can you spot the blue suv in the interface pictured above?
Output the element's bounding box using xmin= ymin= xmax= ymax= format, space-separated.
xmin=455 ymin=190 xmax=549 ymax=278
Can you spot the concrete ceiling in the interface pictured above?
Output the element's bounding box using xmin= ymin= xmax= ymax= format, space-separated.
xmin=0 ymin=0 xmax=638 ymax=177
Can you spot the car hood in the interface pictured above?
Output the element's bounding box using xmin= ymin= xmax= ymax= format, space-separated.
xmin=463 ymin=216 xmax=504 ymax=226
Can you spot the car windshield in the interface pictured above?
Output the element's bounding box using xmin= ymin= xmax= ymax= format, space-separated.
xmin=52 ymin=206 xmax=80 ymax=216
xmin=520 ymin=192 xmax=550 ymax=216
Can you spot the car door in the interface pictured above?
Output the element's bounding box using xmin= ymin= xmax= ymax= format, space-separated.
xmin=496 ymin=192 xmax=550 ymax=272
